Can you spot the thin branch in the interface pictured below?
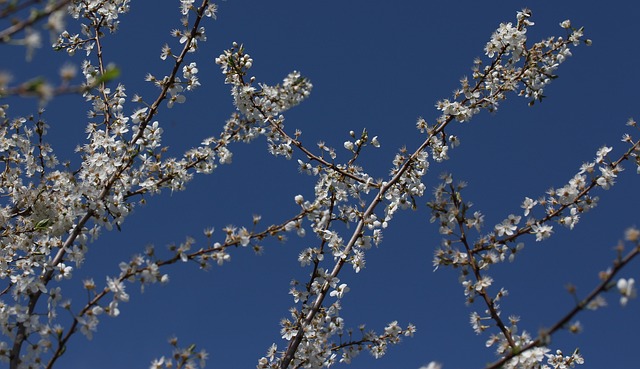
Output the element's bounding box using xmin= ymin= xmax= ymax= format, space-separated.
xmin=484 ymin=242 xmax=640 ymax=369
xmin=0 ymin=0 xmax=71 ymax=41
xmin=45 ymin=207 xmax=309 ymax=369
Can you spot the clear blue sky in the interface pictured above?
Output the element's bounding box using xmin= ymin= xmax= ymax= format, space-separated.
xmin=4 ymin=1 xmax=640 ymax=368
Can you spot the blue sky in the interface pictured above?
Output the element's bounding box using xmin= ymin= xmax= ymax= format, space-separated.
xmin=4 ymin=1 xmax=640 ymax=368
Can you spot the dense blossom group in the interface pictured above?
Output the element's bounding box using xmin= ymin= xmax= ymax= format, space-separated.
xmin=0 ymin=1 xmax=638 ymax=369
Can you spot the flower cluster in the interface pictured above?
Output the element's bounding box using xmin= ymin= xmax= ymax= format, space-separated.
xmin=149 ymin=337 xmax=208 ymax=369
xmin=435 ymin=8 xmax=589 ymax=127
xmin=213 ymin=38 xmax=433 ymax=368
xmin=215 ymin=43 xmax=313 ymax=124
xmin=259 ymin=292 xmax=415 ymax=369
xmin=0 ymin=1 xmax=234 ymax=367
xmin=429 ymin=146 xmax=639 ymax=367
xmin=428 ymin=132 xmax=640 ymax=368
xmin=425 ymin=12 xmax=640 ymax=367
xmin=53 ymin=0 xmax=132 ymax=56
xmin=255 ymin=9 xmax=628 ymax=369
xmin=2 ymin=3 xmax=640 ymax=369
xmin=617 ymin=278 xmax=636 ymax=306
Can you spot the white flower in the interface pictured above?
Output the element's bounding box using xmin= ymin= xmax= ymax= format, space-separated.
xmin=531 ymin=223 xmax=553 ymax=241
xmin=107 ymin=277 xmax=130 ymax=302
xmin=596 ymin=166 xmax=616 ymax=190
xmin=559 ymin=207 xmax=580 ymax=230
xmin=521 ymin=197 xmax=537 ymax=216
xmin=617 ymin=278 xmax=637 ymax=306
xmin=495 ymin=215 xmax=521 ymax=236
xmin=595 ymin=146 xmax=612 ymax=163
xmin=344 ymin=141 xmax=354 ymax=151
xmin=329 ymin=283 xmax=350 ymax=298
xmin=371 ymin=136 xmax=380 ymax=147
xmin=419 ymin=362 xmax=442 ymax=369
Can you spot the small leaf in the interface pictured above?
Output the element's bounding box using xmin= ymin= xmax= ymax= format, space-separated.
xmin=34 ymin=218 xmax=52 ymax=230
xmin=95 ymin=66 xmax=121 ymax=85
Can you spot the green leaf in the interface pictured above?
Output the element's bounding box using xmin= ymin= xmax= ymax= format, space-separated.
xmin=34 ymin=218 xmax=52 ymax=231
xmin=95 ymin=66 xmax=121 ymax=85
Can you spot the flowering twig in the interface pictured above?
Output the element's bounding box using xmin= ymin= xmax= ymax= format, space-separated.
xmin=45 ymin=207 xmax=309 ymax=368
xmin=483 ymin=234 xmax=640 ymax=369
xmin=7 ymin=2 xmax=213 ymax=367
xmin=275 ymin=10 xmax=588 ymax=367
xmin=0 ymin=0 xmax=71 ymax=41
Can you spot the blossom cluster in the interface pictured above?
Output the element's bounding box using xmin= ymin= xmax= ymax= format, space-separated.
xmin=214 ymin=40 xmax=424 ymax=368
xmin=1 ymin=3 xmax=640 ymax=369
xmin=435 ymin=9 xmax=588 ymax=128
xmin=423 ymin=11 xmax=640 ymax=369
xmin=428 ymin=127 xmax=640 ymax=368
xmin=188 ymin=8 xmax=640 ymax=369
xmin=149 ymin=336 xmax=208 ymax=369
xmin=0 ymin=1 xmax=225 ymax=368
